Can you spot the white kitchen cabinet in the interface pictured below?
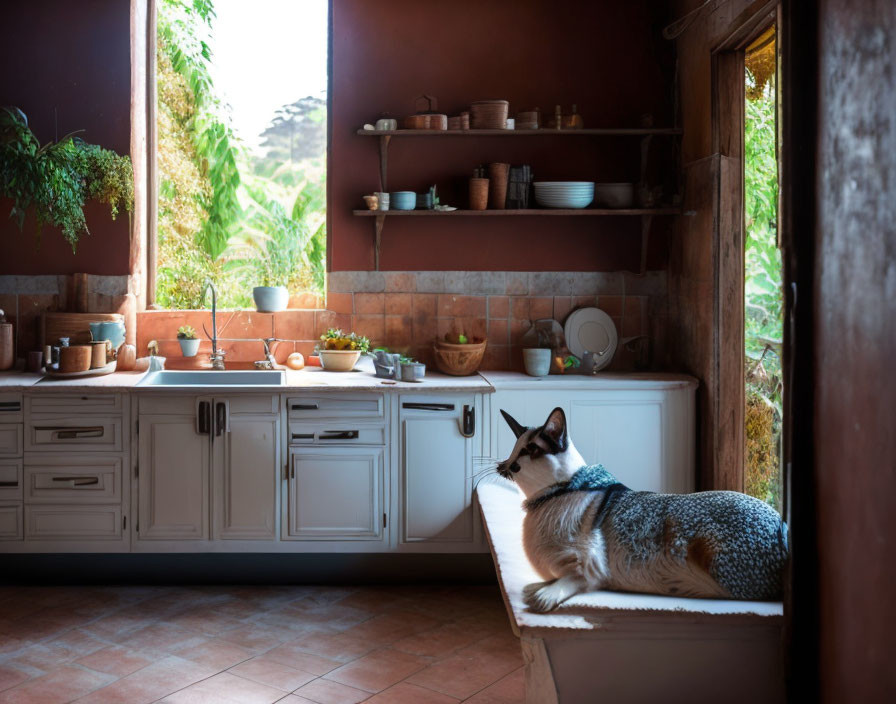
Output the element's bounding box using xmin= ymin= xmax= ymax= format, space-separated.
xmin=0 ymin=504 xmax=22 ymax=540
xmin=287 ymin=446 xmax=384 ymax=540
xmin=137 ymin=399 xmax=210 ymax=540
xmin=214 ymin=405 xmax=280 ymax=540
xmin=399 ymin=396 xmax=479 ymax=546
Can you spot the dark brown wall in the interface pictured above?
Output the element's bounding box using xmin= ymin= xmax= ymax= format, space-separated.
xmin=811 ymin=0 xmax=896 ymax=699
xmin=329 ymin=0 xmax=675 ymax=271
xmin=0 ymin=0 xmax=132 ymax=275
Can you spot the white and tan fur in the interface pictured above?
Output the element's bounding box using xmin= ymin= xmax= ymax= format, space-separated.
xmin=497 ymin=408 xmax=734 ymax=612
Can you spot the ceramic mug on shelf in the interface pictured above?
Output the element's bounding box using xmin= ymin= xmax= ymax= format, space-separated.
xmin=523 ymin=348 xmax=552 ymax=377
xmin=374 ymin=192 xmax=390 ymax=211
xmin=89 ymin=321 xmax=125 ymax=351
xmin=89 ymin=339 xmax=113 ymax=369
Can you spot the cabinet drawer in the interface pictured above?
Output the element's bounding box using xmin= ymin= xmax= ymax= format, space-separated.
xmin=0 ymin=394 xmax=23 ymax=422
xmin=25 ymin=505 xmax=122 ymax=540
xmin=0 ymin=424 xmax=23 ymax=457
xmin=25 ymin=456 xmax=121 ymax=504
xmin=288 ymin=423 xmax=385 ymax=446
xmin=27 ymin=394 xmax=121 ymax=415
xmin=25 ymin=417 xmax=122 ymax=452
xmin=0 ymin=504 xmax=23 ymax=540
xmin=287 ymin=394 xmax=383 ymax=420
xmin=0 ymin=460 xmax=23 ymax=501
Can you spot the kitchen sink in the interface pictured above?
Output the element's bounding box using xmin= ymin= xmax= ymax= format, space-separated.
xmin=138 ymin=370 xmax=285 ymax=387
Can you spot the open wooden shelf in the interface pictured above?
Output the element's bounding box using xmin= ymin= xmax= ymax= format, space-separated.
xmin=353 ymin=208 xmax=681 ymax=217
xmin=356 ymin=128 xmax=683 ymax=137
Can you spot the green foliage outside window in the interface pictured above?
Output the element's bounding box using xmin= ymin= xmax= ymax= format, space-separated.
xmin=156 ymin=0 xmax=326 ymax=309
xmin=744 ymin=69 xmax=783 ymax=511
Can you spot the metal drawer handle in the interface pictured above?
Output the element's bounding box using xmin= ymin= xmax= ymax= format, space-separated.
xmin=51 ymin=476 xmax=100 ymax=486
xmin=319 ymin=430 xmax=359 ymax=440
xmin=402 ymin=403 xmax=455 ymax=412
xmin=44 ymin=426 xmax=104 ymax=439
xmin=291 ymin=403 xmax=320 ymax=411
xmin=291 ymin=433 xmax=315 ymax=441
xmin=0 ymin=402 xmax=21 ymax=412
xmin=0 ymin=481 xmax=17 ymax=487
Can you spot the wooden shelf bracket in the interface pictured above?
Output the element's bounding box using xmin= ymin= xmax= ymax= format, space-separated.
xmin=373 ymin=214 xmax=385 ymax=270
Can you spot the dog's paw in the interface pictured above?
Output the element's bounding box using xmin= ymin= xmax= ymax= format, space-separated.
xmin=523 ymin=580 xmax=563 ymax=613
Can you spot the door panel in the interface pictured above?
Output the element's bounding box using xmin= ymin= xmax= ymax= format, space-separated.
xmin=138 ymin=406 xmax=209 ymax=540
xmin=288 ymin=447 xmax=383 ymax=539
xmin=215 ymin=413 xmax=279 ymax=540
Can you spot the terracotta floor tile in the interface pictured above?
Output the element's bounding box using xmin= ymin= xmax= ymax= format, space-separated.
xmin=71 ymin=655 xmax=218 ymax=704
xmin=9 ymin=630 xmax=108 ymax=670
xmin=275 ymin=696 xmax=321 ymax=704
xmin=82 ymin=610 xmax=156 ymax=639
xmin=161 ymin=607 xmax=245 ymax=636
xmin=0 ymin=665 xmax=30 ymax=693
xmin=293 ymin=678 xmax=369 ymax=704
xmin=0 ymin=636 xmax=30 ymax=657
xmin=175 ymin=638 xmax=256 ymax=669
xmin=74 ymin=645 xmax=155 ymax=678
xmin=217 ymin=624 xmax=296 ymax=653
xmin=323 ymin=648 xmax=431 ymax=693
xmin=392 ymin=622 xmax=494 ymax=658
xmin=405 ymin=651 xmax=521 ymax=701
xmin=340 ymin=610 xmax=439 ymax=647
xmin=227 ymin=654 xmax=316 ymax=692
xmin=456 ymin=633 xmax=522 ymax=663
xmin=463 ymin=667 xmax=525 ymax=703
xmin=281 ymin=632 xmax=376 ymax=663
xmin=263 ymin=643 xmax=343 ymax=675
xmin=159 ymin=671 xmax=285 ymax=704
xmin=113 ymin=623 xmax=207 ymax=656
xmin=286 ymin=588 xmax=357 ymax=610
xmin=333 ymin=590 xmax=407 ymax=615
xmin=0 ymin=664 xmax=114 ymax=704
xmin=362 ymin=681 xmax=460 ymax=704
xmin=273 ymin=603 xmax=373 ymax=632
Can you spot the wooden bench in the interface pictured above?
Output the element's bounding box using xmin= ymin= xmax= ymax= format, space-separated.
xmin=477 ymin=476 xmax=785 ymax=704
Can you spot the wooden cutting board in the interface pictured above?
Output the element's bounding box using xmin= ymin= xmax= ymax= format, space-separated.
xmin=41 ymin=312 xmax=124 ymax=348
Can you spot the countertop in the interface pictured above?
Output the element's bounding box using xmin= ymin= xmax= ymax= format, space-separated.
xmin=0 ymin=365 xmax=698 ymax=394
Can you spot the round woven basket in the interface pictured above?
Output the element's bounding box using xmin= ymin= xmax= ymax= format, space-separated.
xmin=433 ymin=340 xmax=487 ymax=376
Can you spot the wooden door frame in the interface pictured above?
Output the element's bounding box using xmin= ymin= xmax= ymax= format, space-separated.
xmin=708 ymin=2 xmax=777 ymax=491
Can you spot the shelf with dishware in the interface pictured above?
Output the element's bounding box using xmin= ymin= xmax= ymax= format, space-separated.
xmin=352 ymin=208 xmax=680 ymax=216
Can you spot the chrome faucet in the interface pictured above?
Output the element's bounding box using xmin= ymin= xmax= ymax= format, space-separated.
xmin=255 ymin=338 xmax=285 ymax=370
xmin=201 ymin=280 xmax=226 ymax=370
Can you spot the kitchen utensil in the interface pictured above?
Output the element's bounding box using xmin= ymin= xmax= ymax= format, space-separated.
xmin=375 ymin=192 xmax=390 ymax=211
xmin=26 ymin=350 xmax=43 ymax=373
xmin=593 ymin=183 xmax=635 ymax=208
xmin=533 ymin=181 xmax=595 ymax=209
xmin=488 ymin=163 xmax=510 ymax=209
xmin=318 ymin=349 xmax=361 ymax=371
xmin=563 ymin=307 xmax=618 ymax=371
xmin=400 ymin=362 xmax=426 ymax=382
xmin=469 ymin=178 xmax=489 ymax=210
xmin=89 ymin=340 xmax=113 ymax=369
xmin=433 ymin=339 xmax=487 ymax=376
xmin=470 ymin=100 xmax=509 ymax=129
xmin=390 ymin=191 xmax=416 ymax=210
xmin=523 ymin=348 xmax=552 ymax=377
xmin=42 ymin=313 xmax=123 ymax=349
xmin=59 ymin=345 xmax=92 ymax=373
xmin=45 ymin=361 xmax=116 ymax=379
xmin=116 ymin=344 xmax=137 ymax=371
xmin=363 ymin=194 xmax=379 ymax=210
xmin=0 ymin=309 xmax=12 ymax=371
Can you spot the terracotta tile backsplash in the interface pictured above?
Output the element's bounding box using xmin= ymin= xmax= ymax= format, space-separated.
xmin=0 ymin=270 xmax=664 ymax=371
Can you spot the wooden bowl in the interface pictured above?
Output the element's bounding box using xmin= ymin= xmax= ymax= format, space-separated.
xmin=318 ymin=349 xmax=361 ymax=372
xmin=433 ymin=340 xmax=487 ymax=376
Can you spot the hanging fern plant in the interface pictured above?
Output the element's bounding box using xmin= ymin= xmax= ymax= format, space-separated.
xmin=0 ymin=106 xmax=133 ymax=251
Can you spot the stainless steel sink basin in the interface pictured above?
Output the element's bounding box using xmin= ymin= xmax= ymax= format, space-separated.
xmin=138 ymin=370 xmax=284 ymax=387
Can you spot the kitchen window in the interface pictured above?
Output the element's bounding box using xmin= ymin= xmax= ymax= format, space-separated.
xmin=147 ymin=0 xmax=328 ymax=309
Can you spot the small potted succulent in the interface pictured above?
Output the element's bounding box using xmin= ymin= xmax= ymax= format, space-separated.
xmin=317 ymin=328 xmax=371 ymax=371
xmin=176 ymin=325 xmax=200 ymax=357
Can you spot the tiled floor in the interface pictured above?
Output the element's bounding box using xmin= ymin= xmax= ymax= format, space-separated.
xmin=0 ymin=585 xmax=523 ymax=704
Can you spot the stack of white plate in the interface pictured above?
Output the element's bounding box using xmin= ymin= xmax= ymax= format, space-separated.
xmin=533 ymin=181 xmax=595 ymax=209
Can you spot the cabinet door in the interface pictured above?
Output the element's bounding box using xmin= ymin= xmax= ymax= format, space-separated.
xmin=287 ymin=447 xmax=383 ymax=540
xmin=568 ymin=396 xmax=664 ymax=491
xmin=214 ymin=407 xmax=279 ymax=540
xmin=491 ymin=390 xmax=564 ymax=462
xmin=401 ymin=397 xmax=474 ymax=543
xmin=137 ymin=398 xmax=210 ymax=540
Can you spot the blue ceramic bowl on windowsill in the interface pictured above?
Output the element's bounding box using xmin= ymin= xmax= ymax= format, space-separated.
xmin=390 ymin=191 xmax=416 ymax=210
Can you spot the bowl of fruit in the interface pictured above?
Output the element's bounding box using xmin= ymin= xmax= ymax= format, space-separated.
xmin=317 ymin=329 xmax=371 ymax=372
xmin=433 ymin=330 xmax=487 ymax=376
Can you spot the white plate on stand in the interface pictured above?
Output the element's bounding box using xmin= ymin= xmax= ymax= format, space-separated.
xmin=563 ymin=307 xmax=618 ymax=371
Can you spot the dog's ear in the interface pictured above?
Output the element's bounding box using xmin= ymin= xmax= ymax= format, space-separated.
xmin=500 ymin=409 xmax=527 ymax=439
xmin=542 ymin=407 xmax=568 ymax=450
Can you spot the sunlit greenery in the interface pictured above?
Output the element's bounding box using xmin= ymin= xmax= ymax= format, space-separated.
xmin=744 ymin=68 xmax=783 ymax=511
xmin=156 ymin=0 xmax=325 ymax=309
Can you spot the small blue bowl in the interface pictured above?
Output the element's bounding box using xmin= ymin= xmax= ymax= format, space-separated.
xmin=390 ymin=191 xmax=416 ymax=210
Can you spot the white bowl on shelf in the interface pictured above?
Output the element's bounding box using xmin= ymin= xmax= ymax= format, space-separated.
xmin=533 ymin=181 xmax=595 ymax=209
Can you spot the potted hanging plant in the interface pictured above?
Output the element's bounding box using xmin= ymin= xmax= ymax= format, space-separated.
xmin=0 ymin=107 xmax=133 ymax=250
xmin=176 ymin=326 xmax=200 ymax=357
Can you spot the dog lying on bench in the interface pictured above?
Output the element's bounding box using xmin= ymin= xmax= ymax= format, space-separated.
xmin=497 ymin=407 xmax=789 ymax=613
